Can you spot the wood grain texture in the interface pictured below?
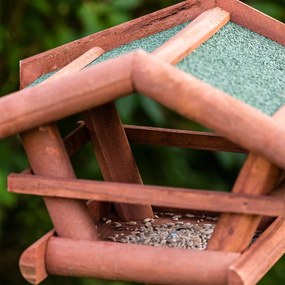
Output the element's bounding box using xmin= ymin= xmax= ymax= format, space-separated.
xmin=124 ymin=125 xmax=246 ymax=152
xmin=8 ymin=174 xmax=285 ymax=217
xmin=19 ymin=49 xmax=101 ymax=241
xmin=19 ymin=0 xmax=211 ymax=88
xmin=40 ymin=47 xmax=105 ymax=84
xmin=19 ymin=230 xmax=55 ymax=285
xmin=217 ymin=0 xmax=285 ymax=46
xmin=85 ymin=105 xmax=153 ymax=221
xmin=207 ymin=106 xmax=285 ymax=252
xmin=228 ymin=217 xmax=285 ymax=285
xmin=132 ymin=51 xmax=285 ymax=170
xmin=45 ymin=237 xmax=239 ymax=285
xmin=62 ymin=122 xmax=246 ymax=154
xmin=0 ymin=53 xmax=134 ymax=139
xmin=153 ymin=7 xmax=230 ymax=64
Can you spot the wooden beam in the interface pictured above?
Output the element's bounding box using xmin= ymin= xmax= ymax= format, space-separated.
xmin=85 ymin=105 xmax=154 ymax=221
xmin=39 ymin=47 xmax=105 ymax=84
xmin=132 ymin=50 xmax=285 ymax=170
xmin=45 ymin=237 xmax=239 ymax=285
xmin=207 ymin=106 xmax=285 ymax=252
xmin=124 ymin=125 xmax=246 ymax=152
xmin=19 ymin=49 xmax=103 ymax=241
xmin=8 ymin=174 xmax=285 ymax=217
xmin=19 ymin=230 xmax=55 ymax=285
xmin=63 ymin=123 xmax=246 ymax=154
xmin=153 ymin=7 xmax=230 ymax=64
xmin=217 ymin=0 xmax=285 ymax=46
xmin=20 ymin=0 xmax=211 ymax=88
xmin=0 ymin=52 xmax=134 ymax=139
xmin=228 ymin=217 xmax=285 ymax=285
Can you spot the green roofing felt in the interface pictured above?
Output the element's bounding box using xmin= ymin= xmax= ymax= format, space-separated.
xmin=177 ymin=22 xmax=285 ymax=116
xmin=30 ymin=21 xmax=285 ymax=116
xmin=30 ymin=22 xmax=189 ymax=86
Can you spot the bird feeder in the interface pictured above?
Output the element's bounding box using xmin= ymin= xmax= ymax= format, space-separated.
xmin=1 ymin=0 xmax=285 ymax=284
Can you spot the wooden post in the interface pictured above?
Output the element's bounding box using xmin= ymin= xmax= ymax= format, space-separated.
xmin=19 ymin=49 xmax=104 ymax=240
xmin=207 ymin=106 xmax=285 ymax=252
xmin=85 ymin=105 xmax=154 ymax=220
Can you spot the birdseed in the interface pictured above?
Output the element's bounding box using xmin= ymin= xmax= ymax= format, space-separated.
xmin=109 ymin=219 xmax=216 ymax=250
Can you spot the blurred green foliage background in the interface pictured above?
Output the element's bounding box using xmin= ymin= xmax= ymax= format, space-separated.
xmin=0 ymin=1 xmax=284 ymax=285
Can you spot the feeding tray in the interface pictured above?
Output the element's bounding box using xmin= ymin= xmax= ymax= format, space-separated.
xmin=1 ymin=0 xmax=285 ymax=284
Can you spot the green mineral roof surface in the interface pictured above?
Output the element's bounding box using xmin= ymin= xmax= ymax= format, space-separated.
xmin=31 ymin=21 xmax=285 ymax=116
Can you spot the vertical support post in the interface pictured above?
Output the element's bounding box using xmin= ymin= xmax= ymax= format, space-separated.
xmin=85 ymin=104 xmax=154 ymax=220
xmin=19 ymin=49 xmax=105 ymax=240
xmin=207 ymin=106 xmax=285 ymax=252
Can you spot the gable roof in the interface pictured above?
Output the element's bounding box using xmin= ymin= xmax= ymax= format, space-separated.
xmin=0 ymin=1 xmax=284 ymax=166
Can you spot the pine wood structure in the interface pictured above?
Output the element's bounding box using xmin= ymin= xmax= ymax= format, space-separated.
xmin=1 ymin=0 xmax=285 ymax=284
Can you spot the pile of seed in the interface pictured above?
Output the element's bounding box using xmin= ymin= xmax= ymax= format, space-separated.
xmin=107 ymin=213 xmax=216 ymax=250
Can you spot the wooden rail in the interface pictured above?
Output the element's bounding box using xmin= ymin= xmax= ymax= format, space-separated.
xmin=8 ymin=174 xmax=285 ymax=217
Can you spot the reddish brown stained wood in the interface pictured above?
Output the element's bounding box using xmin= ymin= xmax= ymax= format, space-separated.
xmin=207 ymin=106 xmax=285 ymax=252
xmin=259 ymin=178 xmax=285 ymax=230
xmin=153 ymin=7 xmax=230 ymax=64
xmin=124 ymin=125 xmax=246 ymax=152
xmin=46 ymin=237 xmax=239 ymax=285
xmin=19 ymin=49 xmax=102 ymax=240
xmin=20 ymin=125 xmax=98 ymax=240
xmin=0 ymin=53 xmax=134 ymax=139
xmin=132 ymin=51 xmax=285 ymax=170
xmin=19 ymin=230 xmax=54 ymax=285
xmin=62 ymin=123 xmax=246 ymax=154
xmin=217 ymin=0 xmax=285 ymax=46
xmin=20 ymin=0 xmax=211 ymax=88
xmin=8 ymin=174 xmax=285 ymax=217
xmin=207 ymin=155 xmax=282 ymax=252
xmin=2 ymin=50 xmax=285 ymax=167
xmin=40 ymin=47 xmax=105 ymax=84
xmin=85 ymin=106 xmax=153 ymax=220
xmin=228 ymin=217 xmax=285 ymax=285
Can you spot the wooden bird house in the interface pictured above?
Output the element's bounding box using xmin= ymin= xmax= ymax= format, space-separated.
xmin=1 ymin=0 xmax=285 ymax=284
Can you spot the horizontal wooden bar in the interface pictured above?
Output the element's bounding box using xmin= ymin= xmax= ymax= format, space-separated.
xmin=8 ymin=174 xmax=285 ymax=217
xmin=0 ymin=53 xmax=134 ymax=139
xmin=229 ymin=217 xmax=285 ymax=285
xmin=20 ymin=0 xmax=213 ymax=88
xmin=63 ymin=123 xmax=246 ymax=154
xmin=46 ymin=236 xmax=239 ymax=285
xmin=124 ymin=125 xmax=246 ymax=152
xmin=217 ymin=0 xmax=285 ymax=46
xmin=153 ymin=7 xmax=230 ymax=64
xmin=133 ymin=51 xmax=285 ymax=171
